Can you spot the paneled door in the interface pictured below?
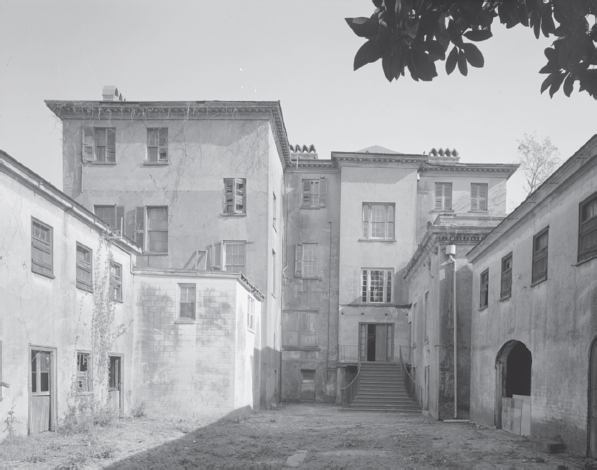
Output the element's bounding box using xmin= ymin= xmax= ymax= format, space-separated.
xmin=30 ymin=349 xmax=52 ymax=434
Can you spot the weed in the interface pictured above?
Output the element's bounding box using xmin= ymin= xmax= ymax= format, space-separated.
xmin=3 ymin=405 xmax=21 ymax=442
xmin=130 ymin=401 xmax=146 ymax=418
xmin=58 ymin=401 xmax=118 ymax=435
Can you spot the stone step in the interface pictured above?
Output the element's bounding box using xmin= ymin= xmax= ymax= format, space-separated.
xmin=342 ymin=406 xmax=420 ymax=413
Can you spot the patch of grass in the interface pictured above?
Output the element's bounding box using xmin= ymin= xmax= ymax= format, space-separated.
xmin=58 ymin=401 xmax=118 ymax=436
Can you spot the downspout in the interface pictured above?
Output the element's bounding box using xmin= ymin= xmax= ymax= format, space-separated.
xmin=445 ymin=244 xmax=457 ymax=419
xmin=326 ymin=220 xmax=332 ymax=372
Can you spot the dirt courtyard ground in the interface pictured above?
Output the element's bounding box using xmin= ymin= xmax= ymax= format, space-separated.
xmin=0 ymin=403 xmax=592 ymax=469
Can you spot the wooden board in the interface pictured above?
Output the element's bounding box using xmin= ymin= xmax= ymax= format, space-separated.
xmin=502 ymin=397 xmax=522 ymax=435
xmin=30 ymin=395 xmax=50 ymax=434
xmin=109 ymin=390 xmax=120 ymax=412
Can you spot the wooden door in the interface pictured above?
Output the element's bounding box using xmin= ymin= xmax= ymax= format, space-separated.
xmin=359 ymin=324 xmax=367 ymax=362
xmin=375 ymin=324 xmax=387 ymax=362
xmin=108 ymin=356 xmax=122 ymax=413
xmin=30 ymin=350 xmax=51 ymax=434
xmin=590 ymin=342 xmax=597 ymax=457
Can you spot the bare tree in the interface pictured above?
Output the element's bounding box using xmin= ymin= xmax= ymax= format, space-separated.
xmin=517 ymin=134 xmax=561 ymax=195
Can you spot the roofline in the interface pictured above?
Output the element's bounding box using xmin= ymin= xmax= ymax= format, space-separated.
xmin=44 ymin=99 xmax=293 ymax=167
xmin=0 ymin=150 xmax=142 ymax=255
xmin=467 ymin=134 xmax=597 ymax=263
xmin=420 ymin=162 xmax=519 ymax=179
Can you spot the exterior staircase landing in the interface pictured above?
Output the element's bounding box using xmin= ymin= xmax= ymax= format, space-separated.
xmin=342 ymin=362 xmax=420 ymax=413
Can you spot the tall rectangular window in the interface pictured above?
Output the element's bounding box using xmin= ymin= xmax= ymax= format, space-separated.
xmin=272 ymin=250 xmax=276 ymax=297
xmin=147 ymin=128 xmax=168 ymax=162
xmin=500 ymin=253 xmax=513 ymax=300
xmin=435 ymin=183 xmax=452 ymax=211
xmin=301 ymin=178 xmax=327 ymax=208
xmin=76 ymin=243 xmax=93 ymax=292
xmin=94 ymin=205 xmax=124 ymax=233
xmin=31 ymin=218 xmax=53 ymax=278
xmin=77 ymin=352 xmax=91 ymax=393
xmin=146 ymin=207 xmax=168 ymax=253
xmin=94 ymin=128 xmax=116 ymax=163
xmin=532 ymin=227 xmax=549 ymax=284
xmin=471 ymin=183 xmax=488 ymax=211
xmin=223 ymin=178 xmax=246 ymax=214
xmin=247 ymin=296 xmax=255 ymax=331
xmin=110 ymin=262 xmax=123 ymax=302
xmin=179 ymin=284 xmax=196 ymax=319
xmin=282 ymin=312 xmax=317 ymax=348
xmin=579 ymin=193 xmax=597 ymax=262
xmin=361 ymin=269 xmax=392 ymax=303
xmin=273 ymin=192 xmax=277 ymax=229
xmin=224 ymin=242 xmax=246 ymax=274
xmin=362 ymin=203 xmax=395 ymax=239
xmin=295 ymin=243 xmax=318 ymax=278
xmin=480 ymin=269 xmax=489 ymax=309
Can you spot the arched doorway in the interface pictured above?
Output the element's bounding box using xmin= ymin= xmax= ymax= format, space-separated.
xmin=495 ymin=340 xmax=532 ymax=434
xmin=589 ymin=339 xmax=597 ymax=458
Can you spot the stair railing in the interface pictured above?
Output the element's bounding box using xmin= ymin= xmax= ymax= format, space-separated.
xmin=399 ymin=346 xmax=423 ymax=408
xmin=339 ymin=362 xmax=361 ymax=408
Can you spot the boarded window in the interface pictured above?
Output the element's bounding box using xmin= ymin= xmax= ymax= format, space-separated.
xmin=94 ymin=205 xmax=124 ymax=233
xmin=224 ymin=242 xmax=246 ymax=274
xmin=471 ymin=183 xmax=488 ymax=211
xmin=147 ymin=128 xmax=168 ymax=162
xmin=579 ymin=193 xmax=597 ymax=262
xmin=435 ymin=183 xmax=452 ymax=211
xmin=31 ymin=218 xmax=53 ymax=278
xmin=76 ymin=243 xmax=93 ymax=292
xmin=77 ymin=352 xmax=91 ymax=392
xmin=361 ymin=269 xmax=392 ymax=303
xmin=362 ymin=203 xmax=394 ymax=239
xmin=223 ymin=178 xmax=246 ymax=214
xmin=301 ymin=178 xmax=327 ymax=208
xmin=295 ymin=243 xmax=317 ymax=278
xmin=147 ymin=207 xmax=168 ymax=253
xmin=180 ymin=284 xmax=196 ymax=319
xmin=282 ymin=312 xmax=318 ymax=348
xmin=480 ymin=269 xmax=489 ymax=308
xmin=110 ymin=262 xmax=123 ymax=302
xmin=532 ymin=228 xmax=548 ymax=284
xmin=500 ymin=253 xmax=513 ymax=300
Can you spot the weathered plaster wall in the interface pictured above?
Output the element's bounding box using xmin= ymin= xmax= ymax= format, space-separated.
xmin=133 ymin=273 xmax=259 ymax=419
xmin=282 ymin=168 xmax=340 ymax=402
xmin=0 ymin=170 xmax=135 ymax=437
xmin=469 ymin=158 xmax=597 ymax=454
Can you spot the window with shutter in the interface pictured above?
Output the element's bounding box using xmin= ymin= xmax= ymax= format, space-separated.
xmin=480 ymin=269 xmax=489 ymax=308
xmin=93 ymin=128 xmax=116 ymax=163
xmin=76 ymin=243 xmax=93 ymax=292
xmin=94 ymin=205 xmax=124 ymax=233
xmin=579 ymin=193 xmax=597 ymax=263
xmin=471 ymin=183 xmax=488 ymax=211
xmin=500 ymin=253 xmax=513 ymax=300
xmin=82 ymin=127 xmax=94 ymax=162
xmin=31 ymin=219 xmax=53 ymax=278
xmin=301 ymin=178 xmax=326 ymax=208
xmin=110 ymin=262 xmax=123 ymax=302
xmin=223 ymin=178 xmax=246 ymax=214
xmin=435 ymin=183 xmax=452 ymax=210
xmin=147 ymin=128 xmax=168 ymax=163
xmin=532 ymin=228 xmax=549 ymax=284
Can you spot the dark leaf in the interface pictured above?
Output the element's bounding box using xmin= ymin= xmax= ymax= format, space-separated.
xmin=448 ymin=20 xmax=464 ymax=47
xmin=532 ymin=13 xmax=541 ymax=39
xmin=464 ymin=29 xmax=493 ymax=42
xmin=446 ymin=46 xmax=459 ymax=75
xmin=424 ymin=40 xmax=445 ymax=61
xmin=544 ymin=47 xmax=556 ymax=61
xmin=539 ymin=61 xmax=559 ymax=74
xmin=458 ymin=49 xmax=468 ymax=76
xmin=462 ymin=43 xmax=484 ymax=68
xmin=540 ymin=13 xmax=555 ymax=37
xmin=540 ymin=72 xmax=557 ymax=94
xmin=563 ymin=73 xmax=574 ymax=97
xmin=407 ymin=49 xmax=419 ymax=81
xmin=354 ymin=40 xmax=383 ymax=71
xmin=475 ymin=10 xmax=494 ymax=28
xmin=413 ymin=50 xmax=438 ymax=81
xmin=382 ymin=49 xmax=394 ymax=81
xmin=372 ymin=0 xmax=383 ymax=7
xmin=346 ymin=16 xmax=379 ymax=39
xmin=549 ymin=71 xmax=566 ymax=97
xmin=517 ymin=4 xmax=529 ymax=27
xmin=406 ymin=17 xmax=420 ymax=39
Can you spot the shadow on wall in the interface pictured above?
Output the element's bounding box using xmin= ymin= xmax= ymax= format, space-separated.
xmin=105 ymin=406 xmax=254 ymax=469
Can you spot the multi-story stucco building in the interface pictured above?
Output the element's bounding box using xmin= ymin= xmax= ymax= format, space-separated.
xmin=467 ymin=135 xmax=597 ymax=456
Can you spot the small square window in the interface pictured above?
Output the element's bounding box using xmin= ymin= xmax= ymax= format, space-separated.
xmin=180 ymin=284 xmax=196 ymax=319
xmin=76 ymin=243 xmax=93 ymax=292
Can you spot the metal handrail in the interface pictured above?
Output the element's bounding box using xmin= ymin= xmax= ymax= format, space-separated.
xmin=339 ymin=362 xmax=361 ymax=408
xmin=399 ymin=346 xmax=424 ymax=408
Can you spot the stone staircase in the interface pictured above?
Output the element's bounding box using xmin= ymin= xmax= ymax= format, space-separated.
xmin=343 ymin=362 xmax=420 ymax=413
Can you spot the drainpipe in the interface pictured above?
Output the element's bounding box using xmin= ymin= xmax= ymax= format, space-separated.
xmin=445 ymin=244 xmax=457 ymax=419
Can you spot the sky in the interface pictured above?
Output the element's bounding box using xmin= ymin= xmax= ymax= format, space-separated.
xmin=0 ymin=0 xmax=595 ymax=211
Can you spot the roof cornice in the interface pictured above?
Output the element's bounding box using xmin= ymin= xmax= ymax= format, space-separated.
xmin=420 ymin=162 xmax=519 ymax=179
xmin=45 ymin=100 xmax=292 ymax=167
xmin=332 ymin=152 xmax=426 ymax=166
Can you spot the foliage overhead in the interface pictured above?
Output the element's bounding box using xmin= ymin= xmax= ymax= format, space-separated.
xmin=346 ymin=0 xmax=597 ymax=98
xmin=517 ymin=133 xmax=561 ymax=194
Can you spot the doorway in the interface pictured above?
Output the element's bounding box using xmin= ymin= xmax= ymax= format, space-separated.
xmin=359 ymin=323 xmax=394 ymax=362
xmin=589 ymin=339 xmax=597 ymax=458
xmin=108 ymin=355 xmax=123 ymax=414
xmin=29 ymin=347 xmax=56 ymax=434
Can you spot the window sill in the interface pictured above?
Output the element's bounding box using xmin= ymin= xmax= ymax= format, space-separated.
xmin=530 ymin=277 xmax=547 ymax=287
xmin=298 ymin=276 xmax=322 ymax=281
xmin=143 ymin=252 xmax=169 ymax=256
xmin=143 ymin=162 xmax=169 ymax=166
xmin=87 ymin=162 xmax=117 ymax=166
xmin=468 ymin=210 xmax=489 ymax=214
xmin=348 ymin=302 xmax=395 ymax=307
xmin=175 ymin=318 xmax=195 ymax=324
xmin=113 ymin=298 xmax=124 ymax=304
xmin=499 ymin=294 xmax=511 ymax=302
xmin=300 ymin=206 xmax=321 ymax=210
xmin=576 ymin=253 xmax=597 ymax=266
xmin=357 ymin=238 xmax=396 ymax=243
xmin=32 ymin=270 xmax=55 ymax=280
xmin=479 ymin=305 xmax=488 ymax=311
xmin=220 ymin=213 xmax=247 ymax=217
xmin=431 ymin=209 xmax=454 ymax=213
xmin=282 ymin=346 xmax=320 ymax=352
xmin=76 ymin=283 xmax=93 ymax=293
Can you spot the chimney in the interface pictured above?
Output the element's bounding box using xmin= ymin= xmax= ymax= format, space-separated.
xmin=290 ymin=144 xmax=318 ymax=161
xmin=102 ymin=85 xmax=125 ymax=102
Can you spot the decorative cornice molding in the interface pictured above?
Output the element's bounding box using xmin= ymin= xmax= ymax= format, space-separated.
xmin=420 ymin=163 xmax=519 ymax=177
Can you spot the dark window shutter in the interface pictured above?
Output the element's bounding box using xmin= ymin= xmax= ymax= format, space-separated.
xmin=435 ymin=184 xmax=443 ymax=210
xmin=471 ymin=184 xmax=478 ymax=211
xmin=134 ymin=207 xmax=145 ymax=249
xmin=158 ymin=128 xmax=168 ymax=161
xmin=319 ymin=177 xmax=327 ymax=207
xmin=302 ymin=180 xmax=311 ymax=207
xmin=82 ymin=127 xmax=95 ymax=161
xmin=480 ymin=184 xmax=488 ymax=211
xmin=106 ymin=129 xmax=116 ymax=163
xmin=444 ymin=184 xmax=452 ymax=210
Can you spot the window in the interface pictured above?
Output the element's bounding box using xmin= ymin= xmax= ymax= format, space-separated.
xmin=272 ymin=250 xmax=277 ymax=296
xmin=282 ymin=311 xmax=317 ymax=348
xmin=94 ymin=205 xmax=124 ymax=233
xmin=471 ymin=183 xmax=488 ymax=211
xmin=435 ymin=183 xmax=452 ymax=211
xmin=480 ymin=269 xmax=489 ymax=309
xmin=362 ymin=203 xmax=395 ymax=239
xmin=223 ymin=178 xmax=246 ymax=214
xmin=295 ymin=243 xmax=318 ymax=278
xmin=179 ymin=284 xmax=196 ymax=319
xmin=247 ymin=296 xmax=255 ymax=330
xmin=77 ymin=352 xmax=91 ymax=392
xmin=76 ymin=243 xmax=93 ymax=292
xmin=224 ymin=242 xmax=246 ymax=274
xmin=532 ymin=227 xmax=549 ymax=284
xmin=579 ymin=193 xmax=597 ymax=262
xmin=500 ymin=253 xmax=513 ymax=300
xmin=301 ymin=178 xmax=327 ymax=208
xmin=135 ymin=206 xmax=168 ymax=253
xmin=273 ymin=192 xmax=277 ymax=229
xmin=361 ymin=269 xmax=393 ymax=303
xmin=108 ymin=356 xmax=120 ymax=392
xmin=31 ymin=218 xmax=53 ymax=277
xmin=82 ymin=127 xmax=115 ymax=163
xmin=110 ymin=262 xmax=123 ymax=302
xmin=147 ymin=128 xmax=168 ymax=162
